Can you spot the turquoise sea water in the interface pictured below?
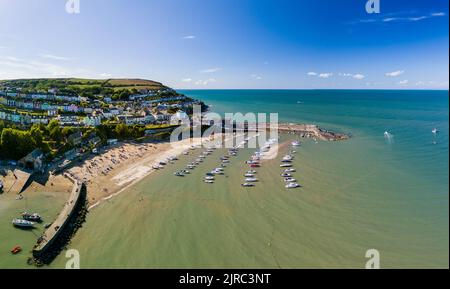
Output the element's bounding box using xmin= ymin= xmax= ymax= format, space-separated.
xmin=41 ymin=89 xmax=449 ymax=268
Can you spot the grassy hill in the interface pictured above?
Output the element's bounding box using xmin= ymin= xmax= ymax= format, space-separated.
xmin=0 ymin=78 xmax=168 ymax=93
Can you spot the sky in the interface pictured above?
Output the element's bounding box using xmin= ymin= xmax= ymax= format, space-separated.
xmin=0 ymin=0 xmax=448 ymax=89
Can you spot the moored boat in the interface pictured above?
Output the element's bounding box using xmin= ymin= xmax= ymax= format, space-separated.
xmin=12 ymin=219 xmax=35 ymax=228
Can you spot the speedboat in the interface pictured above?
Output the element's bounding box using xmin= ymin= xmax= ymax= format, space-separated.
xmin=432 ymin=128 xmax=438 ymax=134
xmin=247 ymin=170 xmax=257 ymax=174
xmin=284 ymin=178 xmax=296 ymax=183
xmin=284 ymin=168 xmax=296 ymax=173
xmin=22 ymin=212 xmax=41 ymax=222
xmin=204 ymin=180 xmax=214 ymax=184
xmin=281 ymin=173 xmax=292 ymax=177
xmin=285 ymin=183 xmax=301 ymax=189
xmin=205 ymin=176 xmax=215 ymax=181
xmin=241 ymin=183 xmax=255 ymax=187
xmin=12 ymin=219 xmax=35 ymax=228
xmin=245 ymin=178 xmax=258 ymax=182
xmin=244 ymin=173 xmax=255 ymax=177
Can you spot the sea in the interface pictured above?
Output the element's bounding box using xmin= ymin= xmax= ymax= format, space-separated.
xmin=1 ymin=89 xmax=448 ymax=268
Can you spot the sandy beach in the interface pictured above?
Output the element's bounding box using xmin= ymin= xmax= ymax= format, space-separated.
xmin=66 ymin=135 xmax=223 ymax=210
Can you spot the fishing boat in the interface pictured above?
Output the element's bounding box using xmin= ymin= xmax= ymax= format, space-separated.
xmin=247 ymin=170 xmax=257 ymax=174
xmin=241 ymin=183 xmax=255 ymax=187
xmin=281 ymin=173 xmax=292 ymax=177
xmin=284 ymin=168 xmax=296 ymax=173
xmin=204 ymin=180 xmax=214 ymax=184
xmin=174 ymin=172 xmax=185 ymax=177
xmin=222 ymin=159 xmax=230 ymax=163
xmin=250 ymin=164 xmax=260 ymax=168
xmin=244 ymin=173 xmax=255 ymax=177
xmin=11 ymin=246 xmax=22 ymax=254
xmin=12 ymin=219 xmax=35 ymax=228
xmin=285 ymin=183 xmax=301 ymax=189
xmin=245 ymin=178 xmax=258 ymax=182
xmin=205 ymin=176 xmax=215 ymax=181
xmin=22 ymin=212 xmax=42 ymax=222
xmin=284 ymin=178 xmax=296 ymax=183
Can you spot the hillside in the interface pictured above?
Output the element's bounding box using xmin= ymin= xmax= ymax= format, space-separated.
xmin=0 ymin=78 xmax=170 ymax=96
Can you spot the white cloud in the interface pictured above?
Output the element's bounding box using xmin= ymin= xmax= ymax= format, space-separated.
xmin=431 ymin=12 xmax=446 ymax=17
xmin=353 ymin=74 xmax=365 ymax=80
xmin=385 ymin=70 xmax=405 ymax=77
xmin=195 ymin=78 xmax=216 ymax=85
xmin=307 ymin=72 xmax=317 ymax=76
xmin=0 ymin=55 xmax=89 ymax=79
xmin=181 ymin=78 xmax=192 ymax=82
xmin=200 ymin=67 xmax=222 ymax=73
xmin=318 ymin=73 xmax=333 ymax=79
xmin=39 ymin=53 xmax=70 ymax=61
xmin=182 ymin=35 xmax=196 ymax=39
xmin=250 ymin=74 xmax=262 ymax=80
xmin=398 ymin=80 xmax=409 ymax=85
xmin=100 ymin=73 xmax=112 ymax=78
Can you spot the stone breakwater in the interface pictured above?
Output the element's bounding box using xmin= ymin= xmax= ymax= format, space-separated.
xmin=275 ymin=123 xmax=350 ymax=141
xmin=31 ymin=174 xmax=88 ymax=266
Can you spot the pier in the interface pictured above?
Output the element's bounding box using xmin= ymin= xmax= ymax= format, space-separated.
xmin=32 ymin=173 xmax=87 ymax=265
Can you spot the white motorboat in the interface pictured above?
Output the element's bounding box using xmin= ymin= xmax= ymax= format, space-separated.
xmin=284 ymin=178 xmax=296 ymax=183
xmin=281 ymin=173 xmax=292 ymax=177
xmin=292 ymin=140 xmax=301 ymax=146
xmin=245 ymin=178 xmax=258 ymax=182
xmin=284 ymin=168 xmax=296 ymax=173
xmin=205 ymin=176 xmax=215 ymax=181
xmin=244 ymin=173 xmax=255 ymax=177
xmin=285 ymin=183 xmax=301 ymax=189
xmin=12 ymin=219 xmax=35 ymax=228
xmin=204 ymin=180 xmax=214 ymax=184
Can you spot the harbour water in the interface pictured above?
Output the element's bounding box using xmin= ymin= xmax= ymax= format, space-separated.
xmin=2 ymin=89 xmax=448 ymax=268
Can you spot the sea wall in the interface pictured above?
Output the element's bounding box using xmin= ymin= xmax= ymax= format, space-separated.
xmin=31 ymin=173 xmax=87 ymax=265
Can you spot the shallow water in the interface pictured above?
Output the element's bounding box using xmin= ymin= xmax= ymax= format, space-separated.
xmin=2 ymin=89 xmax=447 ymax=268
xmin=46 ymin=90 xmax=449 ymax=269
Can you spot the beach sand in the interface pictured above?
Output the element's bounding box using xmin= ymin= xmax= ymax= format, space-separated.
xmin=66 ymin=136 xmax=223 ymax=210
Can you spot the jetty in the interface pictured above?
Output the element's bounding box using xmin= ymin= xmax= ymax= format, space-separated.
xmin=32 ymin=173 xmax=87 ymax=264
xmin=220 ymin=122 xmax=350 ymax=141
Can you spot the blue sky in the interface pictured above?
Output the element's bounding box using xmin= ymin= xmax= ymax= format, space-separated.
xmin=0 ymin=0 xmax=448 ymax=89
